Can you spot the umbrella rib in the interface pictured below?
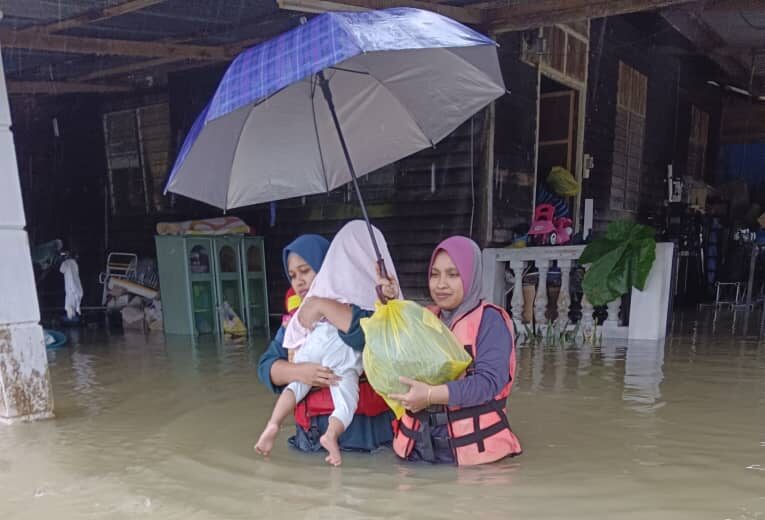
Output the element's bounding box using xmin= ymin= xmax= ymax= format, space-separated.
xmin=355 ymin=59 xmax=435 ymax=148
xmin=363 ymin=46 xmax=501 ymax=148
xmin=431 ymin=45 xmax=503 ymax=142
xmin=328 ymin=66 xmax=370 ymax=76
xmin=311 ymin=75 xmax=331 ymax=194
xmin=222 ymin=108 xmax=252 ymax=211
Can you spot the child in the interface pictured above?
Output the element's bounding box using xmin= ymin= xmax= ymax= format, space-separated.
xmin=254 ymin=221 xmax=400 ymax=466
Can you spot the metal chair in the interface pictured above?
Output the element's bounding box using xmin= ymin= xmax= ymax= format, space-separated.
xmin=99 ymin=253 xmax=138 ymax=305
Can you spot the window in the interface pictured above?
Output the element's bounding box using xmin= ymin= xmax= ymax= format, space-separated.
xmin=103 ymin=103 xmax=171 ymax=215
xmin=688 ymin=106 xmax=710 ymax=179
xmin=523 ymin=23 xmax=589 ymax=86
xmin=610 ymin=62 xmax=647 ymax=212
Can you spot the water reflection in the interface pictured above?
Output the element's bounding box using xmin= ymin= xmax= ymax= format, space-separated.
xmin=2 ymin=315 xmax=764 ymax=519
xmin=69 ymin=351 xmax=103 ymax=414
xmin=623 ymin=340 xmax=665 ymax=412
xmin=515 ymin=338 xmax=665 ymax=413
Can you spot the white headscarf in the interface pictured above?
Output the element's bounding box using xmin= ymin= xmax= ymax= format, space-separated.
xmin=283 ymin=220 xmax=402 ymax=349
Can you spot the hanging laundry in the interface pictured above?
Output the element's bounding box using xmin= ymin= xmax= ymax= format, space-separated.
xmin=60 ymin=258 xmax=83 ymax=320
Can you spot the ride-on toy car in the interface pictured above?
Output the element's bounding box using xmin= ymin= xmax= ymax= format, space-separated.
xmin=527 ymin=203 xmax=573 ymax=246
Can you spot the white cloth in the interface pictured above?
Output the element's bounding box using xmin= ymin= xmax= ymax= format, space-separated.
xmin=284 ymin=220 xmax=402 ymax=350
xmin=59 ymin=258 xmax=83 ymax=320
xmin=286 ymin=322 xmax=363 ymax=429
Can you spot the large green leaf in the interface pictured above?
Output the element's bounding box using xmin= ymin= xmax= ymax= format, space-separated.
xmin=581 ymin=220 xmax=657 ymax=306
xmin=582 ymin=244 xmax=627 ymax=306
xmin=604 ymin=220 xmax=634 ymax=241
xmin=630 ymin=225 xmax=656 ymax=242
xmin=633 ymin=237 xmax=656 ymax=290
xmin=579 ymin=238 xmax=620 ymax=265
xmin=609 ymin=247 xmax=635 ymax=295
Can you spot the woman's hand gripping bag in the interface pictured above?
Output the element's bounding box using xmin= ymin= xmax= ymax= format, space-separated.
xmin=361 ymin=299 xmax=472 ymax=418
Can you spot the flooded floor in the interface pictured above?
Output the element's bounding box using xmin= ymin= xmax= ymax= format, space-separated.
xmin=1 ymin=311 xmax=764 ymax=519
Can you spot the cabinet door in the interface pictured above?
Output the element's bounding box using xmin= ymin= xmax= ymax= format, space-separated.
xmin=185 ymin=238 xmax=217 ymax=335
xmin=242 ymin=237 xmax=270 ymax=337
xmin=155 ymin=235 xmax=193 ymax=335
xmin=214 ymin=237 xmax=247 ymax=334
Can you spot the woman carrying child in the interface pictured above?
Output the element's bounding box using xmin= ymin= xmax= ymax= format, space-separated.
xmin=255 ymin=224 xmax=396 ymax=462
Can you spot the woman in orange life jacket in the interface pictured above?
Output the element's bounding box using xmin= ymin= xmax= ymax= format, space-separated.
xmin=256 ymin=234 xmax=393 ymax=453
xmin=386 ymin=236 xmax=522 ymax=465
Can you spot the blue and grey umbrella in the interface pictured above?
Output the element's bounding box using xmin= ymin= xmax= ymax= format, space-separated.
xmin=165 ymin=8 xmax=505 ymax=271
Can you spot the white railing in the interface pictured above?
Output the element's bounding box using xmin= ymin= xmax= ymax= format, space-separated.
xmin=482 ymin=243 xmax=676 ymax=341
xmin=482 ymin=245 xmax=627 ymax=338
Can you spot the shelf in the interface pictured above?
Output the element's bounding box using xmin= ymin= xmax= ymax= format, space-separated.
xmin=157 ymin=235 xmax=269 ymax=337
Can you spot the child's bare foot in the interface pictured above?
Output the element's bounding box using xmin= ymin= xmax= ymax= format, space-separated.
xmin=254 ymin=423 xmax=279 ymax=456
xmin=320 ymin=431 xmax=342 ymax=466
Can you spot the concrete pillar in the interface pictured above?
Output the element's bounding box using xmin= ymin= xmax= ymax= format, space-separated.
xmin=0 ymin=38 xmax=55 ymax=423
xmin=628 ymin=242 xmax=675 ymax=341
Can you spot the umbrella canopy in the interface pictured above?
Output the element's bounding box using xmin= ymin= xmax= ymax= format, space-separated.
xmin=164 ymin=7 xmax=505 ymax=210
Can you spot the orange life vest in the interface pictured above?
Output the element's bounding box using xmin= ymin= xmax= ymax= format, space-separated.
xmin=392 ymin=302 xmax=522 ymax=466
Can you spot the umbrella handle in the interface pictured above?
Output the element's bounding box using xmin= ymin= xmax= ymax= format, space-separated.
xmin=376 ymin=258 xmax=390 ymax=305
xmin=376 ymin=285 xmax=389 ymax=305
xmin=318 ymin=71 xmax=392 ymax=306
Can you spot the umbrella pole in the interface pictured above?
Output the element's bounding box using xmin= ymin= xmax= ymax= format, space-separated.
xmin=317 ymin=71 xmax=390 ymax=283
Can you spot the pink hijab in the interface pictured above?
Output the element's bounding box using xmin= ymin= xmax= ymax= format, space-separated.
xmin=429 ymin=236 xmax=483 ymax=327
xmin=284 ymin=220 xmax=402 ymax=350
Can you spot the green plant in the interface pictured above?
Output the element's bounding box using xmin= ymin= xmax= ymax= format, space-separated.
xmin=579 ymin=220 xmax=657 ymax=307
xmin=516 ymin=319 xmax=587 ymax=347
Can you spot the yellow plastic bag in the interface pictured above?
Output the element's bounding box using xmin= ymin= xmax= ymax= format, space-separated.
xmin=546 ymin=166 xmax=580 ymax=197
xmin=361 ymin=299 xmax=472 ymax=419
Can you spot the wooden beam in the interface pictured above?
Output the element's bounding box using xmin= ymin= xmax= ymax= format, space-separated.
xmin=277 ymin=0 xmax=367 ymax=14
xmin=490 ymin=0 xmax=604 ymax=17
xmin=277 ymin=0 xmax=482 ymax=24
xmin=11 ymin=37 xmax=195 ymax=82
xmin=703 ymin=0 xmax=764 ymax=11
xmin=5 ymin=27 xmax=207 ymax=81
xmin=71 ymin=35 xmax=267 ymax=81
xmin=662 ymin=8 xmax=751 ymax=79
xmin=226 ymin=37 xmax=269 ymax=56
xmin=662 ymin=6 xmax=726 ymax=50
xmin=0 ymin=30 xmax=226 ymax=60
xmin=7 ymin=81 xmax=132 ymax=95
xmin=75 ymin=57 xmax=183 ymax=81
xmin=61 ymin=6 xmax=289 ymax=83
xmin=18 ymin=0 xmax=167 ymax=35
xmin=488 ymin=0 xmax=698 ymax=33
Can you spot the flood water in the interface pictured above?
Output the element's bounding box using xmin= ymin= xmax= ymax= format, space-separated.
xmin=1 ymin=311 xmax=764 ymax=519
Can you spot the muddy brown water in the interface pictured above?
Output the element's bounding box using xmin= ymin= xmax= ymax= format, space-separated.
xmin=1 ymin=311 xmax=763 ymax=519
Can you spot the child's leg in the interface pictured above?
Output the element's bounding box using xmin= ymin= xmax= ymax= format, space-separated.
xmin=320 ymin=371 xmax=360 ymax=466
xmin=328 ymin=371 xmax=360 ymax=430
xmin=254 ymin=382 xmax=310 ymax=456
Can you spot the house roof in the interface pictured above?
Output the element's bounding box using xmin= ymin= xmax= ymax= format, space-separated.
xmin=0 ymin=0 xmax=760 ymax=95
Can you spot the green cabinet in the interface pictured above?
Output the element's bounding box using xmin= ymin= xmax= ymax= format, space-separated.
xmin=188 ymin=237 xmax=217 ymax=335
xmin=241 ymin=237 xmax=269 ymax=334
xmin=155 ymin=235 xmax=269 ymax=337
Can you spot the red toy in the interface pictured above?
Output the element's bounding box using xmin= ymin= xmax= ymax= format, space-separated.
xmin=527 ymin=203 xmax=574 ymax=246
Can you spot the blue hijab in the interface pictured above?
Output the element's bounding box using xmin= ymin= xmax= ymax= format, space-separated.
xmin=282 ymin=234 xmax=330 ymax=280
